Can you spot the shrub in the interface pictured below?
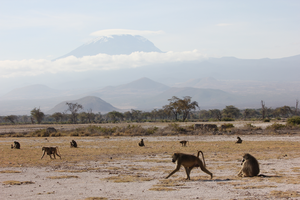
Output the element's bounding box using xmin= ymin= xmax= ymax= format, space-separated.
xmin=266 ymin=123 xmax=286 ymax=130
xmin=263 ymin=119 xmax=270 ymax=122
xmin=221 ymin=118 xmax=234 ymax=121
xmin=287 ymin=116 xmax=300 ymax=125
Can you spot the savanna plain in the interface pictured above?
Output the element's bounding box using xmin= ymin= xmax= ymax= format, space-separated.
xmin=1 ymin=121 xmax=300 ymax=200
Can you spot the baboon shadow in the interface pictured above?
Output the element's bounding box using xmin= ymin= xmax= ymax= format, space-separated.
xmin=195 ymin=178 xmax=232 ymax=182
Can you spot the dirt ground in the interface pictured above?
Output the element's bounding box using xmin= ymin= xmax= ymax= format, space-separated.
xmin=1 ymin=122 xmax=300 ymax=200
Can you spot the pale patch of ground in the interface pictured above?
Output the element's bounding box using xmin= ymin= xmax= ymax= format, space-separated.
xmin=1 ymin=135 xmax=300 ymax=200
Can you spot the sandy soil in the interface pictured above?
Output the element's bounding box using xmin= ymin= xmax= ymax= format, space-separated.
xmin=1 ymin=135 xmax=300 ymax=200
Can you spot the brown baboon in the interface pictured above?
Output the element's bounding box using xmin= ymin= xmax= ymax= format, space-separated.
xmin=138 ymin=139 xmax=145 ymax=147
xmin=41 ymin=147 xmax=61 ymax=159
xmin=236 ymin=136 xmax=243 ymax=144
xmin=46 ymin=127 xmax=57 ymax=134
xmin=11 ymin=141 xmax=20 ymax=149
xmin=180 ymin=140 xmax=189 ymax=147
xmin=166 ymin=151 xmax=213 ymax=180
xmin=70 ymin=140 xmax=77 ymax=148
xmin=238 ymin=153 xmax=259 ymax=177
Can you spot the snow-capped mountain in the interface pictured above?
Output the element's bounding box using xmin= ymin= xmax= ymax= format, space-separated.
xmin=54 ymin=35 xmax=162 ymax=60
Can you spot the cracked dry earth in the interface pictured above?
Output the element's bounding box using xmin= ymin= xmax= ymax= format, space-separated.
xmin=1 ymin=135 xmax=300 ymax=200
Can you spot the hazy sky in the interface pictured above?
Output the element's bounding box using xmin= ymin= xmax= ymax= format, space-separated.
xmin=0 ymin=0 xmax=299 ymax=78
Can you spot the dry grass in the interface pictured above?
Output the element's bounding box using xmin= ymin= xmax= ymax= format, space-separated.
xmin=269 ymin=190 xmax=300 ymax=198
xmin=84 ymin=198 xmax=108 ymax=200
xmin=0 ymin=170 xmax=21 ymax=173
xmin=2 ymin=180 xmax=34 ymax=185
xmin=102 ymin=174 xmax=153 ymax=182
xmin=47 ymin=175 xmax=79 ymax=179
xmin=0 ymin=137 xmax=299 ymax=168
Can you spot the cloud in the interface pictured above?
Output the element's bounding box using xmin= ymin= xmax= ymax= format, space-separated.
xmin=90 ymin=29 xmax=165 ymax=37
xmin=0 ymin=50 xmax=206 ymax=78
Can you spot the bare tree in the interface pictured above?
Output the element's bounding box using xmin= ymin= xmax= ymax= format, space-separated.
xmin=261 ymin=100 xmax=266 ymax=119
xmin=295 ymin=99 xmax=299 ymax=116
xmin=66 ymin=102 xmax=83 ymax=124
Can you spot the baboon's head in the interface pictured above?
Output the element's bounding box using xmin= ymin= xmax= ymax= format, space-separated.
xmin=42 ymin=147 xmax=45 ymax=151
xmin=241 ymin=153 xmax=252 ymax=164
xmin=171 ymin=153 xmax=179 ymax=163
xmin=237 ymin=137 xmax=241 ymax=139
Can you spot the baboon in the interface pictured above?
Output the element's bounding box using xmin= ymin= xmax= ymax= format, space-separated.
xmin=70 ymin=140 xmax=77 ymax=148
xmin=138 ymin=139 xmax=145 ymax=147
xmin=180 ymin=140 xmax=189 ymax=147
xmin=46 ymin=127 xmax=57 ymax=134
xmin=220 ymin=125 xmax=227 ymax=131
xmin=166 ymin=151 xmax=213 ymax=180
xmin=11 ymin=141 xmax=20 ymax=149
xmin=41 ymin=147 xmax=61 ymax=159
xmin=236 ymin=136 xmax=243 ymax=144
xmin=238 ymin=153 xmax=259 ymax=177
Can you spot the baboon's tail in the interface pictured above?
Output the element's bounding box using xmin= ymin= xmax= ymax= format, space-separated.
xmin=197 ymin=150 xmax=206 ymax=167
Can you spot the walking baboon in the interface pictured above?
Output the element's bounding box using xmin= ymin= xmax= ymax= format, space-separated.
xmin=166 ymin=151 xmax=213 ymax=180
xmin=138 ymin=139 xmax=145 ymax=147
xmin=70 ymin=140 xmax=77 ymax=148
xmin=11 ymin=141 xmax=20 ymax=149
xmin=41 ymin=147 xmax=61 ymax=159
xmin=236 ymin=136 xmax=243 ymax=144
xmin=238 ymin=153 xmax=259 ymax=177
xmin=180 ymin=140 xmax=189 ymax=147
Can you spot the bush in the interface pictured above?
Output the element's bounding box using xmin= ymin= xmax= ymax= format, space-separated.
xmin=263 ymin=119 xmax=270 ymax=122
xmin=221 ymin=118 xmax=234 ymax=121
xmin=266 ymin=123 xmax=286 ymax=130
xmin=287 ymin=116 xmax=300 ymax=125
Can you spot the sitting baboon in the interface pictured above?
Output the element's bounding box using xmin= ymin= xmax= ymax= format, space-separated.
xmin=70 ymin=140 xmax=77 ymax=148
xmin=180 ymin=140 xmax=189 ymax=147
xmin=41 ymin=146 xmax=61 ymax=159
xmin=166 ymin=151 xmax=213 ymax=180
xmin=11 ymin=141 xmax=20 ymax=149
xmin=238 ymin=153 xmax=259 ymax=177
xmin=46 ymin=127 xmax=57 ymax=134
xmin=138 ymin=139 xmax=145 ymax=147
xmin=236 ymin=136 xmax=243 ymax=144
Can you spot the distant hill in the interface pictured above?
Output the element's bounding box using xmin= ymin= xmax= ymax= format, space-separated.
xmin=47 ymin=96 xmax=120 ymax=114
xmin=137 ymin=87 xmax=245 ymax=110
xmin=54 ymin=35 xmax=162 ymax=60
xmin=0 ymin=84 xmax=64 ymax=100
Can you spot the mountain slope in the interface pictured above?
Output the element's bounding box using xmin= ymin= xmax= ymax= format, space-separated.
xmin=47 ymin=96 xmax=120 ymax=114
xmin=55 ymin=35 xmax=162 ymax=60
xmin=0 ymin=84 xmax=63 ymax=100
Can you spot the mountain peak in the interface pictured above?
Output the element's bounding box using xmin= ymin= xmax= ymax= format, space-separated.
xmin=54 ymin=35 xmax=162 ymax=60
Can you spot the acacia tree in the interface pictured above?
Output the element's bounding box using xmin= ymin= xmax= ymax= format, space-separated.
xmin=66 ymin=102 xmax=83 ymax=124
xmin=51 ymin=112 xmax=63 ymax=123
xmin=209 ymin=109 xmax=222 ymax=121
xmin=222 ymin=105 xmax=240 ymax=119
xmin=4 ymin=115 xmax=18 ymax=124
xmin=163 ymin=96 xmax=181 ymax=121
xmin=31 ymin=108 xmax=45 ymax=124
xmin=179 ymin=96 xmax=199 ymax=121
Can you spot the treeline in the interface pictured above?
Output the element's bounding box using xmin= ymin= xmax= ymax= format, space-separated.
xmin=0 ymin=97 xmax=299 ymax=124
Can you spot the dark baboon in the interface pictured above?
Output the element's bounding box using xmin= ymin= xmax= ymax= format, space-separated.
xmin=180 ymin=140 xmax=189 ymax=147
xmin=11 ymin=141 xmax=20 ymax=149
xmin=138 ymin=139 xmax=145 ymax=147
xmin=238 ymin=153 xmax=259 ymax=177
xmin=166 ymin=151 xmax=213 ymax=180
xmin=236 ymin=136 xmax=242 ymax=144
xmin=41 ymin=147 xmax=61 ymax=159
xmin=70 ymin=140 xmax=77 ymax=148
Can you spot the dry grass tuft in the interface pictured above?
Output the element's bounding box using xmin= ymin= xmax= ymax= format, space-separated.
xmin=84 ymin=198 xmax=108 ymax=200
xmin=0 ymin=170 xmax=21 ymax=173
xmin=269 ymin=190 xmax=300 ymax=198
xmin=2 ymin=180 xmax=34 ymax=185
xmin=47 ymin=175 xmax=79 ymax=179
xmin=103 ymin=174 xmax=153 ymax=182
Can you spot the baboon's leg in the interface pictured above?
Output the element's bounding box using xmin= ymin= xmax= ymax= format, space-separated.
xmin=56 ymin=152 xmax=61 ymax=159
xmin=41 ymin=151 xmax=46 ymax=159
xmin=199 ymin=164 xmax=213 ymax=179
xmin=166 ymin=164 xmax=181 ymax=179
xmin=185 ymin=167 xmax=194 ymax=180
xmin=53 ymin=153 xmax=56 ymax=159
